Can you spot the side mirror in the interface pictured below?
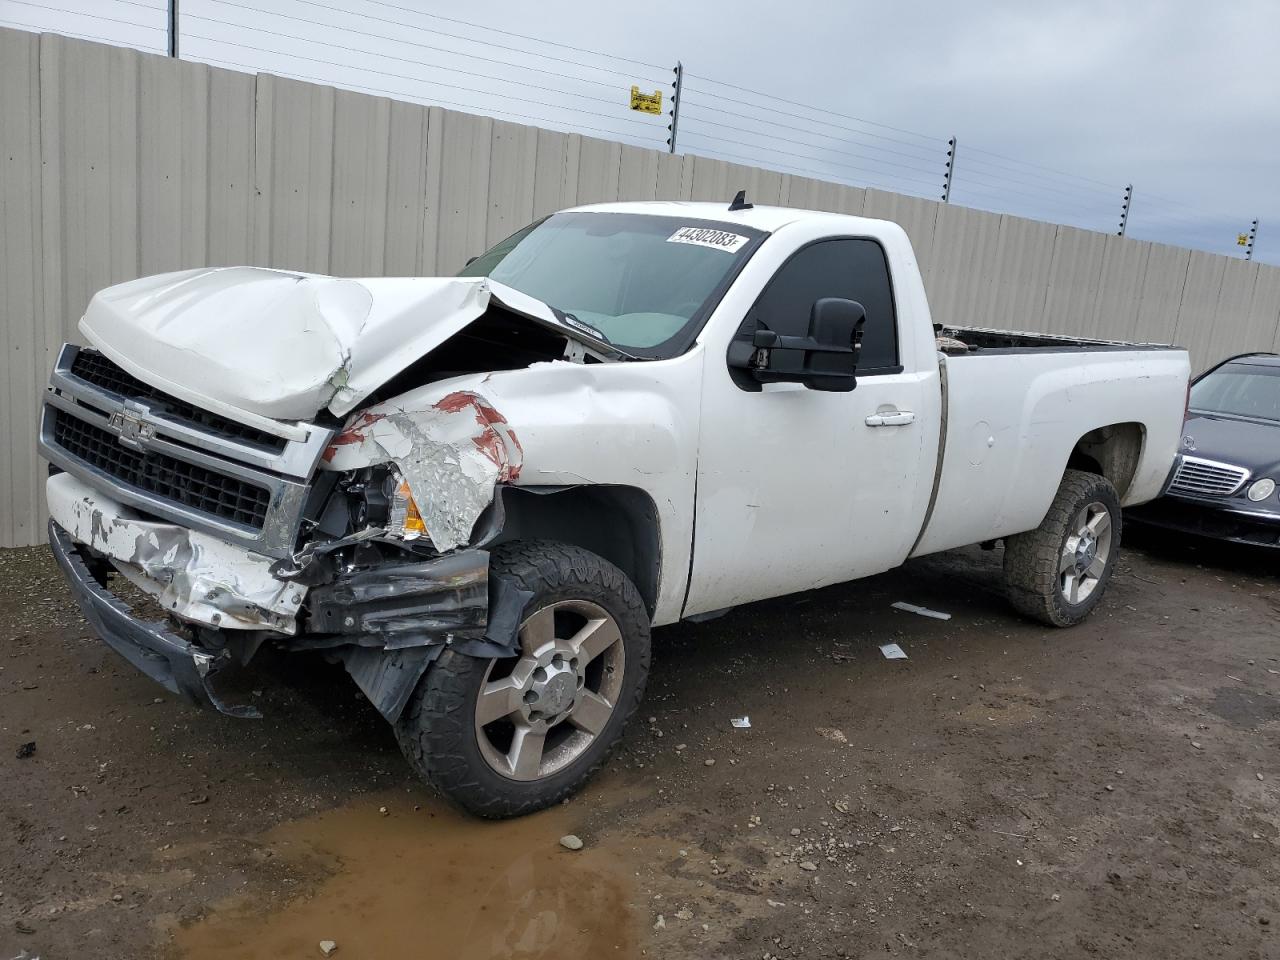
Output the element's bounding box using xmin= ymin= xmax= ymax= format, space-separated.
xmin=729 ymin=298 xmax=866 ymax=392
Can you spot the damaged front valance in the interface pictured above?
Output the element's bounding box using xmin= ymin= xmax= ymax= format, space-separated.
xmin=303 ymin=550 xmax=536 ymax=723
xmin=303 ymin=549 xmax=534 ymax=661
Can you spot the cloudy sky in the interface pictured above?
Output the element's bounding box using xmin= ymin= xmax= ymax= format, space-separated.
xmin=4 ymin=0 xmax=1277 ymax=264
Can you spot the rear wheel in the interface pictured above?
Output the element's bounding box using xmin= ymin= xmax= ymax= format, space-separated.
xmin=395 ymin=541 xmax=650 ymax=818
xmin=1003 ymin=469 xmax=1121 ymax=627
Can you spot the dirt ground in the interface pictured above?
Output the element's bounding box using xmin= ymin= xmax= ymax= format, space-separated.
xmin=2 ymin=526 xmax=1279 ymax=960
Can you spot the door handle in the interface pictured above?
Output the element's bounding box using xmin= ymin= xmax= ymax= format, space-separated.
xmin=865 ymin=410 xmax=915 ymax=427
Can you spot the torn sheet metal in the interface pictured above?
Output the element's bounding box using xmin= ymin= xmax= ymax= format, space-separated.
xmin=326 ymin=390 xmax=525 ymax=552
xmin=47 ymin=473 xmax=303 ymax=633
xmin=77 ymin=268 xmax=615 ymax=424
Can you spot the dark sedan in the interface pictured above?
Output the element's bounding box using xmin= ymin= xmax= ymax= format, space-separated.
xmin=1131 ymin=352 xmax=1280 ymax=548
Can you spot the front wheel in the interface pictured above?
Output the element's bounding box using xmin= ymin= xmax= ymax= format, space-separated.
xmin=395 ymin=541 xmax=651 ymax=818
xmin=1002 ymin=469 xmax=1122 ymax=627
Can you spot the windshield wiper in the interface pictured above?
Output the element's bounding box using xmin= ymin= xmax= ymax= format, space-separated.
xmin=550 ymin=307 xmax=641 ymax=361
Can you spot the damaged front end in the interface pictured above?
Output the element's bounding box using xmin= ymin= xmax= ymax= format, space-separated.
xmin=42 ymin=270 xmax=605 ymax=721
xmin=277 ymin=380 xmax=543 ymax=717
xmin=267 ymin=458 xmax=534 ymax=722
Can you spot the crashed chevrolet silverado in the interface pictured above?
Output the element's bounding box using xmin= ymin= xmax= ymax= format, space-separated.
xmin=41 ymin=199 xmax=1190 ymax=817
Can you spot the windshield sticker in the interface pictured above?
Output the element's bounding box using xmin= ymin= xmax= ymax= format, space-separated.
xmin=667 ymin=226 xmax=749 ymax=253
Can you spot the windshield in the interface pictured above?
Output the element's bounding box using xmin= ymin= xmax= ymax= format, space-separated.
xmin=458 ymin=212 xmax=764 ymax=357
xmin=1190 ymin=359 xmax=1280 ymax=422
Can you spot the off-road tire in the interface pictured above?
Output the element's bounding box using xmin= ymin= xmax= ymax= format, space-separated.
xmin=1003 ymin=469 xmax=1122 ymax=627
xmin=394 ymin=540 xmax=651 ymax=818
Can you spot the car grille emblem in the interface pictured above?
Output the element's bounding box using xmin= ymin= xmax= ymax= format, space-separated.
xmin=1182 ymin=435 xmax=1196 ymax=452
xmin=107 ymin=410 xmax=156 ymax=449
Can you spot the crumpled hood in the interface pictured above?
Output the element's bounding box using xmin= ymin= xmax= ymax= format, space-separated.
xmin=78 ymin=267 xmax=592 ymax=422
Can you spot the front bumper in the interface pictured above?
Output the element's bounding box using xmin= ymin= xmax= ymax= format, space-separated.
xmin=1128 ymin=495 xmax=1280 ymax=549
xmin=49 ymin=520 xmax=261 ymax=717
xmin=46 ymin=471 xmax=304 ymax=633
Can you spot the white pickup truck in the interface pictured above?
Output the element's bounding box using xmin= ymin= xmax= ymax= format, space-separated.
xmin=41 ymin=198 xmax=1189 ymax=816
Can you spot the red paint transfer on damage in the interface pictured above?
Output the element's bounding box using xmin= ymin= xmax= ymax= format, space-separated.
xmin=322 ymin=411 xmax=386 ymax=462
xmin=433 ymin=391 xmax=524 ymax=482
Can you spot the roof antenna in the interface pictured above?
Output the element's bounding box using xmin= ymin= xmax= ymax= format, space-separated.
xmin=728 ymin=189 xmax=753 ymax=211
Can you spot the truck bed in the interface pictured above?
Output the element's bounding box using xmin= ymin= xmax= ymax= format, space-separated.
xmin=909 ymin=337 xmax=1190 ymax=560
xmin=938 ymin=324 xmax=1177 ymax=354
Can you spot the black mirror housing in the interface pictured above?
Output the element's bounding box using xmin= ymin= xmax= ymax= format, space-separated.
xmin=730 ymin=298 xmax=866 ymax=392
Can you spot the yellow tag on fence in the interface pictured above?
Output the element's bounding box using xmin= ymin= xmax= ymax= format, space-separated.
xmin=629 ymin=86 xmax=663 ymax=114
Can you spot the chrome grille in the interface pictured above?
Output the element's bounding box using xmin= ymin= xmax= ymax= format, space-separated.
xmin=1169 ymin=456 xmax=1250 ymax=497
xmin=70 ymin=349 xmax=288 ymax=452
xmin=40 ymin=344 xmax=335 ymax=557
xmin=52 ymin=408 xmax=273 ymax=529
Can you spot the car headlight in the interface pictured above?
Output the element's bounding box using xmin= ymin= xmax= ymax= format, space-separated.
xmin=1247 ymin=477 xmax=1276 ymax=502
xmin=387 ymin=473 xmax=428 ymax=540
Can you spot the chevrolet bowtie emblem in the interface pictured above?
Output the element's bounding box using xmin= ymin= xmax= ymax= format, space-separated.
xmin=108 ymin=411 xmax=156 ymax=449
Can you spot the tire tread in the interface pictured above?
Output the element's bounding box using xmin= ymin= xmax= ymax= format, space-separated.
xmin=1002 ymin=469 xmax=1122 ymax=628
xmin=395 ymin=540 xmax=650 ymax=818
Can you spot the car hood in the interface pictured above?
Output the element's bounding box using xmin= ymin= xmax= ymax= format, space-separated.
xmin=78 ymin=267 xmax=615 ymax=423
xmin=1182 ymin=412 xmax=1280 ymax=477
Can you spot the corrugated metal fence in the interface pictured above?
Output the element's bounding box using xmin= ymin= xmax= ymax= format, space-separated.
xmin=4 ymin=27 xmax=1280 ymax=548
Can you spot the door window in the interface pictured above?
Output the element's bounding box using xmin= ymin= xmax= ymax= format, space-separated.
xmin=738 ymin=238 xmax=899 ymax=380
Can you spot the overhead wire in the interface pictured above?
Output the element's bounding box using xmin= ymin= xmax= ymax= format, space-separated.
xmin=674 ymin=122 xmax=945 ymax=180
xmin=675 ymin=137 xmax=941 ymax=198
xmin=680 ymin=83 xmax=946 ymax=155
xmin=276 ymin=0 xmax=668 ymax=72
xmin=678 ymin=132 xmax=944 ymax=191
xmin=199 ymin=0 xmax=670 ymax=85
xmin=678 ymin=100 xmax=945 ymax=166
xmin=181 ymin=15 xmax=660 ymax=124
xmin=0 ymin=15 xmax=163 ymax=49
xmin=9 ymin=0 xmax=1259 ymax=259
xmin=962 ymin=143 xmax=1120 ymax=191
xmin=953 ymin=182 xmax=1112 ymax=229
xmin=183 ymin=0 xmax=654 ymax=97
xmin=4 ymin=0 xmax=164 ymax=32
xmin=193 ymin=53 xmax=660 ymax=148
xmin=185 ymin=33 xmax=663 ymax=135
xmin=684 ymin=72 xmax=941 ymax=145
xmin=955 ymin=168 xmax=1118 ymax=210
xmin=960 ymin=154 xmax=1123 ymax=201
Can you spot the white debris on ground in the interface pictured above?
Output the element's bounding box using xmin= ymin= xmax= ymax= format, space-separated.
xmin=890 ymin=601 xmax=952 ymax=620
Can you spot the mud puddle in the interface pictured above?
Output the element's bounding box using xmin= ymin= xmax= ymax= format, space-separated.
xmin=173 ymin=793 xmax=641 ymax=960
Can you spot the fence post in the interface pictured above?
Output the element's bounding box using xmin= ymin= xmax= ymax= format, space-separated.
xmin=1117 ymin=184 xmax=1133 ymax=237
xmin=1245 ymin=219 xmax=1259 ymax=261
xmin=168 ymin=0 xmax=179 ymax=58
xmin=942 ymin=137 xmax=957 ymax=202
xmin=667 ymin=61 xmax=683 ymax=154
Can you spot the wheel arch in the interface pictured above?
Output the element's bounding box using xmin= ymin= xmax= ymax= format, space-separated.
xmin=489 ymin=485 xmax=662 ymax=619
xmin=1067 ymin=422 xmax=1145 ymax=500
